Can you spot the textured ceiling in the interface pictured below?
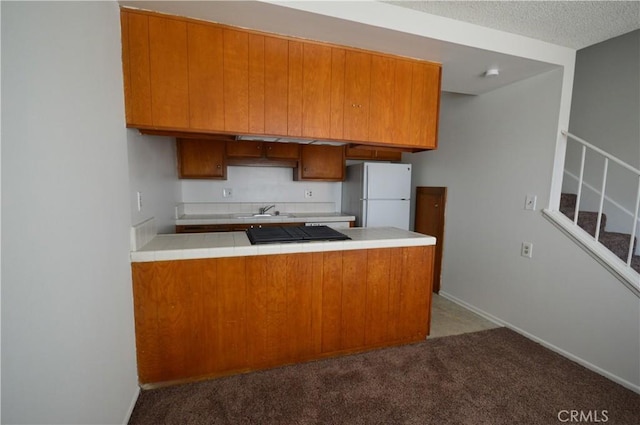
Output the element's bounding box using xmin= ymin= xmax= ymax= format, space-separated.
xmin=384 ymin=1 xmax=640 ymax=49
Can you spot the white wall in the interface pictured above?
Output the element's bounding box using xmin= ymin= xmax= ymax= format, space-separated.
xmin=181 ymin=166 xmax=342 ymax=209
xmin=406 ymin=70 xmax=640 ymax=390
xmin=1 ymin=2 xmax=139 ymax=424
xmin=127 ymin=131 xmax=181 ymax=233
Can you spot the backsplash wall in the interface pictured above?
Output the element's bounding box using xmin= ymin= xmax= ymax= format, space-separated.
xmin=181 ymin=166 xmax=343 ymax=211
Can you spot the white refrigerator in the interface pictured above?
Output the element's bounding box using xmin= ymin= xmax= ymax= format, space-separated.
xmin=341 ymin=162 xmax=412 ymax=230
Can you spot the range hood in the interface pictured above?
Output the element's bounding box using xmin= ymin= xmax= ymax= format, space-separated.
xmin=235 ymin=135 xmax=347 ymax=146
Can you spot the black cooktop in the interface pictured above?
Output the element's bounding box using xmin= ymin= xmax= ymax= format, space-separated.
xmin=246 ymin=225 xmax=351 ymax=245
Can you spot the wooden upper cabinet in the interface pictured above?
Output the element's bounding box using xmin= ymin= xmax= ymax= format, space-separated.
xmin=287 ymin=41 xmax=304 ymax=137
xmin=148 ymin=16 xmax=190 ymax=129
xmin=302 ymin=44 xmax=333 ymax=139
xmin=296 ymin=144 xmax=345 ymax=181
xmin=343 ymin=51 xmax=371 ymax=142
xmin=329 ymin=48 xmax=346 ymax=140
xmin=345 ymin=146 xmax=402 ymax=161
xmin=121 ymin=10 xmax=152 ymax=126
xmin=368 ymin=55 xmax=396 ymax=144
xmin=226 ymin=140 xmax=263 ymax=158
xmin=120 ymin=8 xmax=441 ymax=150
xmin=121 ymin=10 xmax=190 ymax=129
xmin=264 ymin=37 xmax=289 ymax=136
xmin=223 ymin=29 xmax=249 ymax=133
xmin=264 ymin=142 xmax=299 ymax=160
xmin=420 ymin=62 xmax=441 ymax=149
xmin=390 ymin=59 xmax=414 ymax=143
xmin=187 ymin=23 xmax=224 ymax=131
xmin=177 ymin=139 xmax=226 ymax=179
xmin=225 ymin=141 xmax=299 ymax=160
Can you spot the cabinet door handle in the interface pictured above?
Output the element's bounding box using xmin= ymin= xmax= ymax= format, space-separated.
xmin=217 ymin=164 xmax=221 ymax=169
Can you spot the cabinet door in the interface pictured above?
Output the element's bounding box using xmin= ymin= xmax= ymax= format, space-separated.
xmin=148 ymin=15 xmax=190 ymax=129
xmin=344 ymin=147 xmax=375 ymax=160
xmin=408 ymin=62 xmax=441 ymax=148
xmin=223 ymin=29 xmax=249 ymax=133
xmin=225 ymin=141 xmax=263 ymax=158
xmin=302 ymin=44 xmax=332 ymax=139
xmin=187 ymin=22 xmax=224 ymax=131
xmin=390 ymin=59 xmax=414 ymax=143
xmin=329 ymin=48 xmax=346 ymax=140
xmin=248 ymin=34 xmax=266 ymax=134
xmin=374 ymin=149 xmax=402 ymax=161
xmin=121 ymin=10 xmax=152 ymax=126
xmin=264 ymin=37 xmax=289 ymax=135
xmin=368 ymin=55 xmax=396 ymax=143
xmin=343 ymin=51 xmax=371 ymax=141
xmin=264 ymin=142 xmax=299 ymax=160
xmin=297 ymin=145 xmax=345 ymax=181
xmin=287 ymin=41 xmax=304 ymax=137
xmin=177 ymin=139 xmax=226 ymax=179
xmin=420 ymin=63 xmax=441 ymax=149
xmin=345 ymin=146 xmax=402 ymax=161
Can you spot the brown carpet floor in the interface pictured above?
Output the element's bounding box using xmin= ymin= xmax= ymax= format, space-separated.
xmin=129 ymin=328 xmax=640 ymax=425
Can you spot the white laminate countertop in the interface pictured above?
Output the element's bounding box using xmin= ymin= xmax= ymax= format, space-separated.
xmin=175 ymin=212 xmax=355 ymax=225
xmin=131 ymin=227 xmax=436 ymax=263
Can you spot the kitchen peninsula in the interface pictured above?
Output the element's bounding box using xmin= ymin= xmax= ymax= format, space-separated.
xmin=130 ymin=225 xmax=436 ymax=387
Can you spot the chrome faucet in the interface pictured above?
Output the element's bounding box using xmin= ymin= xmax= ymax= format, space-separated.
xmin=259 ymin=204 xmax=276 ymax=215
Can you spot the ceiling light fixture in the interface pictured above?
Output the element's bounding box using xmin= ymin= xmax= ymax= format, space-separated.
xmin=485 ymin=68 xmax=500 ymax=77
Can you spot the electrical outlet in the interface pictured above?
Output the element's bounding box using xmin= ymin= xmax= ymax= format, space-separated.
xmin=136 ymin=191 xmax=142 ymax=212
xmin=521 ymin=242 xmax=533 ymax=258
xmin=524 ymin=194 xmax=537 ymax=211
xmin=305 ymin=190 xmax=313 ymax=198
xmin=223 ymin=188 xmax=233 ymax=198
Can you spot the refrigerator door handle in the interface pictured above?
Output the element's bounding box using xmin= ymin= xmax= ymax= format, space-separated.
xmin=365 ymin=165 xmax=370 ymax=200
xmin=362 ymin=200 xmax=368 ymax=227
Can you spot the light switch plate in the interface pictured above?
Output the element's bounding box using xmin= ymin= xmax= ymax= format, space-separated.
xmin=525 ymin=194 xmax=537 ymax=211
xmin=223 ymin=188 xmax=233 ymax=198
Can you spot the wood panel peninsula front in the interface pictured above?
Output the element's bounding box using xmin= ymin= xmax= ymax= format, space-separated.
xmin=130 ymin=227 xmax=436 ymax=387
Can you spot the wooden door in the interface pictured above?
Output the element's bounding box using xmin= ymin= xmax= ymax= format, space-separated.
xmin=414 ymin=187 xmax=446 ymax=293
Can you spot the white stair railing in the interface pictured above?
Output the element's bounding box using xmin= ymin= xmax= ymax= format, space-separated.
xmin=561 ymin=130 xmax=640 ymax=269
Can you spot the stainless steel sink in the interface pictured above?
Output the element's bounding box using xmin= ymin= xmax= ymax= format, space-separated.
xmin=235 ymin=213 xmax=291 ymax=219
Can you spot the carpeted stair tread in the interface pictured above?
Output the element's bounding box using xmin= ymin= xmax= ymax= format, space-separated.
xmin=561 ymin=193 xmax=640 ymax=274
xmin=560 ymin=193 xmax=577 ymax=211
xmin=560 ymin=210 xmax=606 ymax=237
xmin=599 ymin=231 xmax=638 ymax=262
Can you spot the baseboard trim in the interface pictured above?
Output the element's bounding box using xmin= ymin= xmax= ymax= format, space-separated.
xmin=439 ymin=291 xmax=640 ymax=395
xmin=123 ymin=385 xmax=140 ymax=424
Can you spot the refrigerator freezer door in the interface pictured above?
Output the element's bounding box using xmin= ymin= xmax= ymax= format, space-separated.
xmin=364 ymin=163 xmax=412 ymax=200
xmin=363 ymin=199 xmax=411 ymax=230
